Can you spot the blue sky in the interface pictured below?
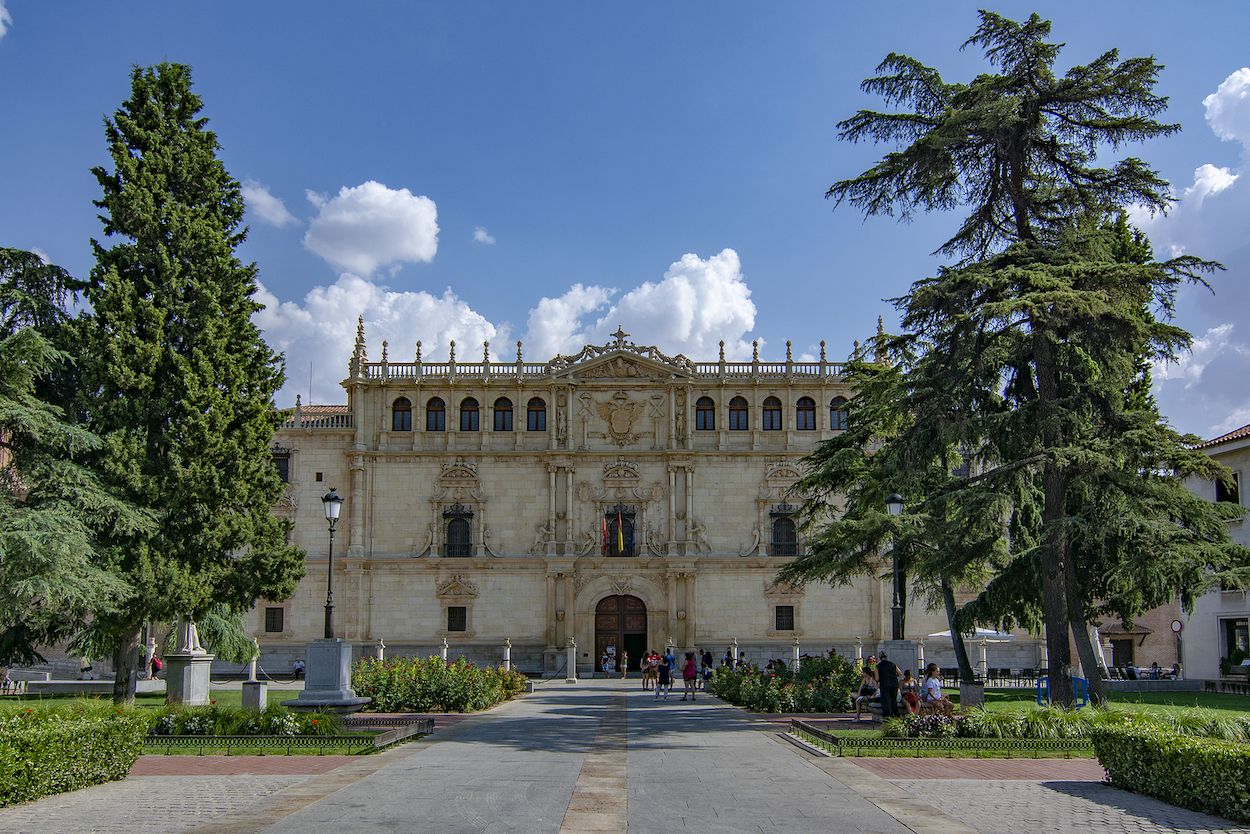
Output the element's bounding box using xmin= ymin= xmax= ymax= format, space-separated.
xmin=2 ymin=2 xmax=1248 ymax=437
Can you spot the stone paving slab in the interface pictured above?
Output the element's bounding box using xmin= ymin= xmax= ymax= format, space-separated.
xmin=852 ymin=757 xmax=1106 ymax=781
xmin=894 ymin=779 xmax=1250 ymax=834
xmin=0 ymin=776 xmax=306 ymax=834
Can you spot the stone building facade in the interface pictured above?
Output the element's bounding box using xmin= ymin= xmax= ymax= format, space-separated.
xmin=253 ymin=323 xmax=1042 ymax=676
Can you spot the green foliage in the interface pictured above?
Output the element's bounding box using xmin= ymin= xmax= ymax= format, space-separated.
xmin=351 ymin=656 xmax=527 ymax=713
xmin=0 ymin=249 xmax=149 ymax=665
xmin=709 ymin=656 xmax=859 ymax=713
xmin=829 ymin=11 xmax=1176 ymax=260
xmin=76 ymin=63 xmax=303 ymax=697
xmin=884 ymin=705 xmax=1250 ymax=743
xmin=1092 ymin=725 xmax=1250 ymax=823
xmin=148 ymin=704 xmax=341 ymax=737
xmin=0 ymin=705 xmax=147 ymax=807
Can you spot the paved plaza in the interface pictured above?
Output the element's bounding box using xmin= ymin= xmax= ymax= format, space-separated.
xmin=2 ymin=679 xmax=1246 ymax=833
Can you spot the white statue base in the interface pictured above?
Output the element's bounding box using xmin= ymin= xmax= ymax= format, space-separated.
xmin=164 ymin=652 xmax=215 ymax=706
xmin=283 ymin=638 xmax=370 ymax=713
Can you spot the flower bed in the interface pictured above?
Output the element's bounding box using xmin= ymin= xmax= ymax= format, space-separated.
xmin=710 ymin=656 xmax=859 ymax=713
xmin=1092 ymin=725 xmax=1250 ymax=823
xmin=882 ymin=706 xmax=1250 ymax=741
xmin=351 ymin=656 xmax=527 ymax=713
xmin=0 ymin=704 xmax=148 ymax=807
xmin=148 ymin=704 xmax=342 ymax=737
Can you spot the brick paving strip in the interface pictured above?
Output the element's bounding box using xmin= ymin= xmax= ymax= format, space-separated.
xmin=130 ymin=755 xmax=357 ymax=776
xmin=558 ymin=694 xmax=627 ymax=833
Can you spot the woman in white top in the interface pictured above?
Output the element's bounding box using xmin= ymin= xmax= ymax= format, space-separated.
xmin=921 ymin=663 xmax=955 ymax=715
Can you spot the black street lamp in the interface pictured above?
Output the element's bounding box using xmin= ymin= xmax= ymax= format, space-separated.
xmin=321 ymin=488 xmax=344 ymax=639
xmin=885 ymin=492 xmax=905 ymax=641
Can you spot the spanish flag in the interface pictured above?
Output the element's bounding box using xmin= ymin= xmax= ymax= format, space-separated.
xmin=616 ymin=511 xmax=624 ymax=552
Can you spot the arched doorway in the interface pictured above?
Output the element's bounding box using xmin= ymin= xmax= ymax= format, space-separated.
xmin=595 ymin=595 xmax=647 ymax=674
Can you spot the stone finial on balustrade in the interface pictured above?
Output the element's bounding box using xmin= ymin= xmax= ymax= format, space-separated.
xmin=415 ymin=340 xmax=423 ymax=362
xmin=752 ymin=339 xmax=759 ymax=362
xmin=785 ymin=340 xmax=792 ymax=362
xmin=820 ymin=340 xmax=827 ymax=362
xmin=875 ymin=315 xmax=888 ymax=364
xmin=853 ymin=339 xmax=860 ymax=356
xmin=349 ymin=315 xmax=367 ymax=377
xmin=294 ymin=394 xmax=302 ymax=428
xmin=381 ymin=340 xmax=389 ymax=363
xmin=449 ymin=339 xmax=456 ymax=363
xmin=719 ymin=340 xmax=725 ymax=362
xmin=483 ymin=340 xmax=490 ymax=363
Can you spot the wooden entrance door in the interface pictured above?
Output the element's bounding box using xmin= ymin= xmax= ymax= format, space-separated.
xmin=595 ymin=595 xmax=647 ymax=673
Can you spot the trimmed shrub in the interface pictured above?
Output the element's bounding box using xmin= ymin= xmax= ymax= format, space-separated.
xmin=884 ymin=706 xmax=1250 ymax=742
xmin=147 ymin=704 xmax=341 ymax=737
xmin=351 ymin=656 xmax=527 ymax=713
xmin=709 ymin=656 xmax=858 ymax=713
xmin=1092 ymin=725 xmax=1250 ymax=823
xmin=0 ymin=707 xmax=148 ymax=807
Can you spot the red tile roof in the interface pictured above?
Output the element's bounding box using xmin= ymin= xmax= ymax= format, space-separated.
xmin=1196 ymin=423 xmax=1250 ymax=449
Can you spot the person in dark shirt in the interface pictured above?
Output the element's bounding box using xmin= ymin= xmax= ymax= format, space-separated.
xmin=876 ymin=651 xmax=901 ymax=719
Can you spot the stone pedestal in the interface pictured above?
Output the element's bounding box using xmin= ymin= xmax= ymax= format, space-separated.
xmin=164 ymin=652 xmax=214 ymax=706
xmin=283 ymin=638 xmax=370 ymax=713
xmin=877 ymin=639 xmax=916 ymax=675
xmin=242 ymin=680 xmax=268 ymax=712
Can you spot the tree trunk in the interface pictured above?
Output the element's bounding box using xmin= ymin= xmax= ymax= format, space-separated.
xmin=1033 ymin=330 xmax=1074 ymax=706
xmin=942 ymin=578 xmax=976 ymax=684
xmin=1066 ymin=560 xmax=1108 ymax=705
xmin=111 ymin=623 xmax=141 ymax=705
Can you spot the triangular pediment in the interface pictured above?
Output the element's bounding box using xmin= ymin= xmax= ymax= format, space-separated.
xmin=553 ymin=349 xmax=694 ymax=380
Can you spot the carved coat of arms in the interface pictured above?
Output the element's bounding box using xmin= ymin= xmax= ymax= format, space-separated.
xmin=595 ymin=391 xmax=646 ymax=446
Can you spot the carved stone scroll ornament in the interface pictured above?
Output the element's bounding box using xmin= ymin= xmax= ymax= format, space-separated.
xmin=738 ymin=524 xmax=761 ymax=557
xmin=411 ymin=523 xmax=435 ymax=558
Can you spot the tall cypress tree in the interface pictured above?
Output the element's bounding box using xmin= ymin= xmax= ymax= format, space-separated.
xmin=81 ymin=64 xmax=303 ymax=703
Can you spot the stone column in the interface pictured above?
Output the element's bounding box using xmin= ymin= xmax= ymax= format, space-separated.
xmin=565 ymin=638 xmax=578 ymax=683
xmin=792 ymin=637 xmax=800 ymax=672
xmin=977 ymin=638 xmax=988 ymax=681
xmin=730 ymin=637 xmax=738 ymax=665
xmin=855 ymin=636 xmax=863 ymax=667
xmin=375 ymin=638 xmax=386 ymax=661
xmin=348 ymin=454 xmax=366 ymax=557
xmin=440 ymin=637 xmax=449 ymax=662
xmin=916 ymin=638 xmax=925 ymax=672
xmin=503 ymin=638 xmax=511 ymax=672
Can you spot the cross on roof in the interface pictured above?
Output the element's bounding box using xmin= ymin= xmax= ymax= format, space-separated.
xmin=611 ymin=326 xmax=630 ymax=348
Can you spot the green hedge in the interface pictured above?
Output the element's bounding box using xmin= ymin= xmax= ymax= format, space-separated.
xmin=884 ymin=706 xmax=1250 ymax=741
xmin=710 ymin=656 xmax=859 ymax=713
xmin=0 ymin=708 xmax=148 ymax=807
xmin=1092 ymin=725 xmax=1250 ymax=823
xmin=351 ymin=656 xmax=527 ymax=712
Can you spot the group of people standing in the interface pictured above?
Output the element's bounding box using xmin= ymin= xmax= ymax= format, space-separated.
xmin=637 ymin=648 xmax=715 ymax=701
xmin=854 ymin=654 xmax=955 ymax=720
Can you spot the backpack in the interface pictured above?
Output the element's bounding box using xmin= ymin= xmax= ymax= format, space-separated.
xmin=153 ymin=657 xmax=164 ymax=671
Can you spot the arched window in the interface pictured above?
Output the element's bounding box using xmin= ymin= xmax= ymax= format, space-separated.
xmin=795 ymin=397 xmax=816 ymax=431
xmin=762 ymin=396 xmax=783 ymax=431
xmin=391 ymin=397 xmax=412 ymax=432
xmin=442 ymin=502 xmax=474 ymax=557
xmin=605 ymin=505 xmax=636 ymax=557
xmin=527 ymin=397 xmax=546 ymax=432
xmin=493 ymin=397 xmax=513 ymax=431
xmin=728 ymin=396 xmax=749 ymax=431
xmin=830 ymin=397 xmax=849 ymax=431
xmin=771 ymin=516 xmax=797 ymax=557
xmin=695 ymin=396 xmax=716 ymax=431
xmin=460 ymin=397 xmax=480 ymax=432
xmin=425 ymin=397 xmax=446 ymax=432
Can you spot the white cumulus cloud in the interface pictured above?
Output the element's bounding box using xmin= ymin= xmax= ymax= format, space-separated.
xmin=1182 ymin=163 xmax=1239 ymax=206
xmin=255 ymin=248 xmax=764 ymax=405
xmin=524 ymin=248 xmax=758 ymax=361
xmin=1153 ymin=323 xmax=1250 ymax=438
xmin=0 ymin=2 xmax=12 ymax=40
xmin=303 ymin=181 xmax=439 ymax=276
xmin=255 ymin=273 xmax=506 ymax=404
xmin=242 ymin=180 xmax=298 ymax=228
xmin=1203 ymin=67 xmax=1250 ymax=145
xmin=472 ymin=226 xmax=496 ymax=245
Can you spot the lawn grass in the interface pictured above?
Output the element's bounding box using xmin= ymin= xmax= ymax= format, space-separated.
xmin=944 ymin=687 xmax=1250 ymax=718
xmin=5 ymin=689 xmax=244 ymax=711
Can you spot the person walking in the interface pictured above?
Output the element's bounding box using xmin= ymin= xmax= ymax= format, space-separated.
xmin=876 ymin=651 xmax=900 ymax=719
xmin=681 ymin=651 xmax=698 ymax=701
xmin=620 ymin=650 xmax=629 ymax=679
xmin=655 ymin=654 xmax=672 ymax=700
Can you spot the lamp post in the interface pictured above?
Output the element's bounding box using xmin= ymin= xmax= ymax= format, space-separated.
xmin=885 ymin=492 xmax=905 ymax=641
xmin=321 ymin=488 xmax=343 ymax=640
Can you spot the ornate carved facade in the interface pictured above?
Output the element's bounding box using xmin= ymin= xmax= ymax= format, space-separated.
xmin=254 ymin=325 xmax=987 ymax=673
